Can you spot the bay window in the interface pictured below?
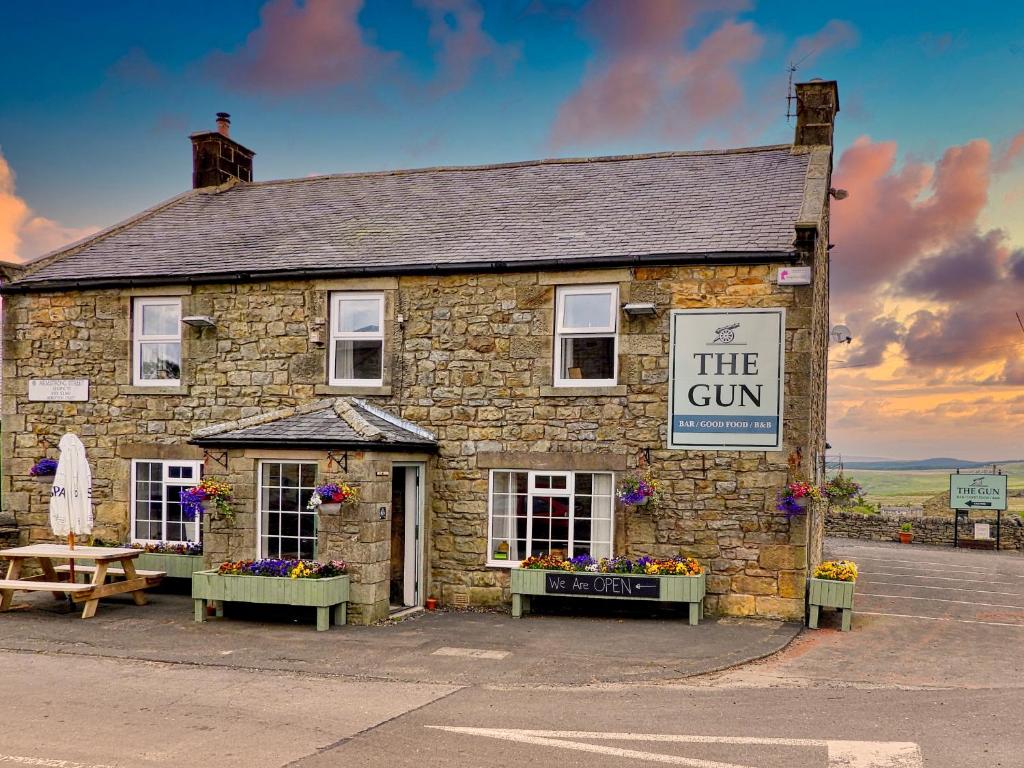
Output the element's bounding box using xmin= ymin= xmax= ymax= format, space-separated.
xmin=329 ymin=292 xmax=384 ymax=386
xmin=259 ymin=461 xmax=319 ymax=559
xmin=554 ymin=285 xmax=618 ymax=386
xmin=488 ymin=470 xmax=614 ymax=565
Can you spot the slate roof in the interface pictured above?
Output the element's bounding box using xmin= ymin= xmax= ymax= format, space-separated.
xmin=191 ymin=399 xmax=437 ymax=451
xmin=11 ymin=145 xmax=813 ymax=290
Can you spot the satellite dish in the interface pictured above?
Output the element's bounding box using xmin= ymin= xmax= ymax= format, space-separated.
xmin=830 ymin=324 xmax=852 ymax=344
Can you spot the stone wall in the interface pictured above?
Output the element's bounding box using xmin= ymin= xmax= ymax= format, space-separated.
xmin=827 ymin=511 xmax=1024 ymax=550
xmin=3 ymin=257 xmax=829 ymax=621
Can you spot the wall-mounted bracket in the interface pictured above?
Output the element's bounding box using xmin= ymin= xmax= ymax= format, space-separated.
xmin=202 ymin=450 xmax=228 ymax=470
xmin=327 ymin=450 xmax=348 ymax=473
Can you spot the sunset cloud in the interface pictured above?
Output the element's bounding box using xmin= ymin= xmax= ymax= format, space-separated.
xmin=550 ymin=0 xmax=761 ymax=147
xmin=788 ymin=19 xmax=858 ymax=68
xmin=0 ymin=148 xmax=96 ymax=263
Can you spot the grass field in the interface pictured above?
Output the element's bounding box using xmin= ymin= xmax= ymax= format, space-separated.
xmin=844 ymin=461 xmax=1024 ymax=514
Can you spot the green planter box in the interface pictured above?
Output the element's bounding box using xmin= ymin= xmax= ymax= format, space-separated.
xmin=136 ymin=553 xmax=205 ymax=580
xmin=807 ymin=577 xmax=856 ymax=632
xmin=510 ymin=568 xmax=707 ymax=625
xmin=192 ymin=570 xmax=350 ymax=631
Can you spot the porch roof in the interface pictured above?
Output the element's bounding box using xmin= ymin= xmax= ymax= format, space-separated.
xmin=190 ymin=398 xmax=437 ymax=452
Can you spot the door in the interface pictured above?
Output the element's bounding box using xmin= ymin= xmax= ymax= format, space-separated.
xmin=390 ymin=463 xmax=424 ymax=607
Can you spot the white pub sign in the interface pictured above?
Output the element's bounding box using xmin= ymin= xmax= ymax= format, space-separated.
xmin=668 ymin=308 xmax=785 ymax=451
xmin=28 ymin=379 xmax=89 ymax=402
xmin=949 ymin=473 xmax=1008 ymax=511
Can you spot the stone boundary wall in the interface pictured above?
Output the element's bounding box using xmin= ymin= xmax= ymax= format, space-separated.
xmin=827 ymin=511 xmax=1024 ymax=550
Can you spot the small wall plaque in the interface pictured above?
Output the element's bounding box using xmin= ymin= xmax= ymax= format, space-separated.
xmin=28 ymin=379 xmax=89 ymax=402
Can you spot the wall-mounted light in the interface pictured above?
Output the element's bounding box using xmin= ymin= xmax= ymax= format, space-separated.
xmin=622 ymin=302 xmax=657 ymax=317
xmin=182 ymin=315 xmax=216 ymax=329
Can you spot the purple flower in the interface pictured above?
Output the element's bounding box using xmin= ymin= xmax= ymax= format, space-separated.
xmin=30 ymin=458 xmax=58 ymax=477
xmin=776 ymin=493 xmax=806 ymax=519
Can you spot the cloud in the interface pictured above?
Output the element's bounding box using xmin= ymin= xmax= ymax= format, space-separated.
xmin=0 ymin=148 xmax=97 ymax=263
xmin=896 ymin=230 xmax=1011 ymax=302
xmin=549 ymin=0 xmax=761 ymax=147
xmin=415 ymin=0 xmax=519 ymax=95
xmin=207 ymin=0 xmax=395 ymax=95
xmin=996 ymin=128 xmax=1024 ymax=171
xmin=841 ymin=314 xmax=904 ymax=367
xmin=788 ymin=19 xmax=858 ymax=68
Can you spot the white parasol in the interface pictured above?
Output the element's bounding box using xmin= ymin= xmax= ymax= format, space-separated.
xmin=49 ymin=433 xmax=93 ymax=581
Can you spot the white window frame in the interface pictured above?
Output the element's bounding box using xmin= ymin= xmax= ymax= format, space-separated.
xmin=328 ymin=291 xmax=385 ymax=386
xmin=132 ymin=296 xmax=182 ymax=387
xmin=486 ymin=469 xmax=615 ymax=568
xmin=129 ymin=459 xmax=203 ymax=544
xmin=553 ymin=284 xmax=619 ymax=387
xmin=256 ymin=460 xmax=320 ymax=560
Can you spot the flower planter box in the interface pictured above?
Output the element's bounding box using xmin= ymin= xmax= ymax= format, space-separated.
xmin=191 ymin=570 xmax=350 ymax=631
xmin=136 ymin=552 xmax=205 ymax=580
xmin=807 ymin=577 xmax=856 ymax=632
xmin=510 ymin=568 xmax=707 ymax=625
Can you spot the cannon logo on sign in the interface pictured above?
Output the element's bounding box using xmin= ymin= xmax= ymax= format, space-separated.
xmin=545 ymin=572 xmax=660 ymax=599
xmin=668 ymin=309 xmax=785 ymax=451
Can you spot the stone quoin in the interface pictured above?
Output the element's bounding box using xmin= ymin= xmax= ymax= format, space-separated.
xmin=0 ymin=81 xmax=838 ymax=624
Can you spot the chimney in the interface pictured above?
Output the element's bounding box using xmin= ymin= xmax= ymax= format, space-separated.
xmin=794 ymin=79 xmax=839 ymax=146
xmin=190 ymin=112 xmax=255 ymax=189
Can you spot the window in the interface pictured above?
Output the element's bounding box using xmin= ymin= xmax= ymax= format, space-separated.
xmin=259 ymin=461 xmax=319 ymax=559
xmin=329 ymin=292 xmax=384 ymax=385
xmin=133 ymin=297 xmax=182 ymax=386
xmin=131 ymin=460 xmax=202 ymax=543
xmin=488 ymin=470 xmax=614 ymax=566
xmin=554 ymin=285 xmax=618 ymax=386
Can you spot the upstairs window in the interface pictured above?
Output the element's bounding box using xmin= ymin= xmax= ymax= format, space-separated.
xmin=133 ymin=297 xmax=181 ymax=386
xmin=554 ymin=285 xmax=618 ymax=387
xmin=329 ymin=292 xmax=384 ymax=386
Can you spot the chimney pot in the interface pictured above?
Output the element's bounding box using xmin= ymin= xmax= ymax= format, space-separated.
xmin=215 ymin=112 xmax=231 ymax=137
xmin=794 ymin=79 xmax=839 ymax=147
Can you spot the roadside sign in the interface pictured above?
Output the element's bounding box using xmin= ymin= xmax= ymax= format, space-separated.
xmin=949 ymin=473 xmax=1008 ymax=511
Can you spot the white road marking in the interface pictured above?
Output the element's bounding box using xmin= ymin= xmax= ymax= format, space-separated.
xmin=861 ymin=580 xmax=1024 ymax=598
xmin=860 ymin=571 xmax=1021 ymax=587
xmin=858 ymin=610 xmax=1024 ymax=628
xmin=838 ymin=554 xmax=1004 ymax=570
xmin=428 ymin=727 xmax=924 ymax=767
xmin=855 ymin=562 xmax=1004 ymax=576
xmin=0 ymin=755 xmax=116 ymax=768
xmin=432 ymin=646 xmax=510 ymax=660
xmin=858 ymin=592 xmax=1024 ymax=610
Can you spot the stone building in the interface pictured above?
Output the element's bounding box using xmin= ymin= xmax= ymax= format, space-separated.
xmin=1 ymin=81 xmax=838 ymax=624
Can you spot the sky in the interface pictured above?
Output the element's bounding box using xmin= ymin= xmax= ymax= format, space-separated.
xmin=1 ymin=0 xmax=1022 ymax=461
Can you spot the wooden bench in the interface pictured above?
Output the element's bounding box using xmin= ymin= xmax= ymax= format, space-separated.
xmin=54 ymin=564 xmax=165 ymax=582
xmin=0 ymin=580 xmax=93 ymax=594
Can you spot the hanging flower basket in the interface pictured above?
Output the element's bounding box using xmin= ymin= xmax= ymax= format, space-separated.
xmin=180 ymin=479 xmax=235 ymax=522
xmin=616 ymin=468 xmax=662 ymax=508
xmin=308 ymin=482 xmax=358 ymax=514
xmin=29 ymin=458 xmax=58 ymax=483
xmin=776 ymin=481 xmax=821 ymax=518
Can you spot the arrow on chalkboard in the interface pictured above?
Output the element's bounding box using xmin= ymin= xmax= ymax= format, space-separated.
xmin=964 ymin=500 xmax=992 ymax=507
xmin=634 ymin=582 xmax=658 ymax=591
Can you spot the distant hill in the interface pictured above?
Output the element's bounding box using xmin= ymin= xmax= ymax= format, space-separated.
xmin=840 ymin=457 xmax=1023 ymax=471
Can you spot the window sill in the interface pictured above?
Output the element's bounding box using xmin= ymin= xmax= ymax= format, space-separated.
xmin=315 ymin=384 xmax=392 ymax=396
xmin=487 ymin=560 xmax=519 ymax=569
xmin=124 ymin=385 xmax=187 ymax=396
xmin=539 ymin=385 xmax=627 ymax=397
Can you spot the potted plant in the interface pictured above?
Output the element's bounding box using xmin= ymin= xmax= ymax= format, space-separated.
xmin=307 ymin=482 xmax=359 ymax=515
xmin=821 ymin=473 xmax=862 ymax=510
xmin=192 ymin=558 xmax=350 ymax=631
xmin=510 ymin=553 xmax=706 ymax=625
xmin=29 ymin=458 xmax=58 ymax=483
xmin=616 ymin=468 xmax=662 ymax=507
xmin=808 ymin=559 xmax=857 ymax=631
xmin=899 ymin=522 xmax=913 ymax=544
xmin=776 ymin=480 xmax=821 ymax=517
xmin=180 ymin=478 xmax=235 ymax=522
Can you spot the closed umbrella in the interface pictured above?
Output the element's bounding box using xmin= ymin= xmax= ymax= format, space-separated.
xmin=49 ymin=433 xmax=93 ymax=582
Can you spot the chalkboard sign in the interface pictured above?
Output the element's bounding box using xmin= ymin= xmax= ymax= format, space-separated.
xmin=544 ymin=572 xmax=661 ymax=599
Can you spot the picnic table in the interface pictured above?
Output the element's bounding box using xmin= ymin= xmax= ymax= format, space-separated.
xmin=0 ymin=544 xmax=164 ymax=619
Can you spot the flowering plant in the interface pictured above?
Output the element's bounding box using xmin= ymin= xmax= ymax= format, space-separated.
xmin=822 ymin=474 xmax=862 ymax=505
xmin=776 ymin=480 xmax=822 ymax=518
xmin=216 ymin=559 xmax=348 ymax=579
xmin=132 ymin=541 xmax=202 ymax=556
xmin=520 ymin=553 xmax=703 ymax=576
xmin=616 ymin=468 xmax=662 ymax=506
xmin=29 ymin=458 xmax=58 ymax=477
xmin=180 ymin=478 xmax=235 ymax=521
xmin=307 ymin=482 xmax=359 ymax=510
xmin=813 ymin=560 xmax=858 ymax=582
